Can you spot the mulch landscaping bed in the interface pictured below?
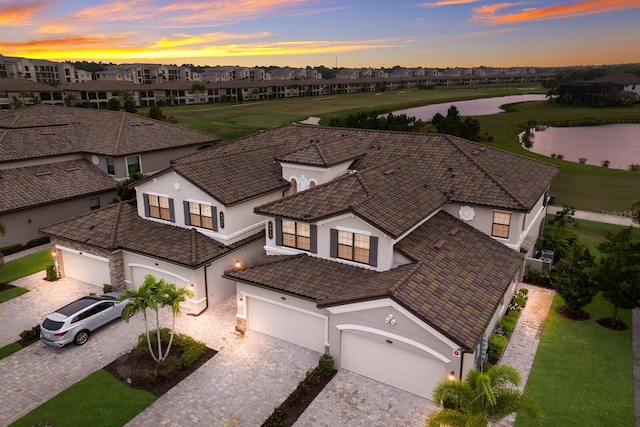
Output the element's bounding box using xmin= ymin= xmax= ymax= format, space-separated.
xmin=596 ymin=317 xmax=629 ymax=331
xmin=103 ymin=345 xmax=217 ymax=397
xmin=556 ymin=306 xmax=591 ymax=321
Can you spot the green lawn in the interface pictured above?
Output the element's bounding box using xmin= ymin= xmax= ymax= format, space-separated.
xmin=10 ymin=370 xmax=156 ymax=427
xmin=0 ymin=286 xmax=29 ymax=303
xmin=0 ymin=342 xmax=23 ymax=359
xmin=515 ymin=220 xmax=636 ymax=426
xmin=0 ymin=249 xmax=53 ymax=284
xmin=141 ymin=86 xmax=640 ymax=212
xmin=514 ymin=294 xmax=633 ymax=427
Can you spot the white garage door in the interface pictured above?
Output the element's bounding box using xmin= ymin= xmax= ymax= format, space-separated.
xmin=247 ymin=297 xmax=326 ymax=353
xmin=341 ymin=332 xmax=445 ymax=399
xmin=61 ymin=250 xmax=109 ymax=287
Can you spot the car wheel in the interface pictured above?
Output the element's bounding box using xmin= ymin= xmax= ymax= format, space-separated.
xmin=74 ymin=330 xmax=90 ymax=345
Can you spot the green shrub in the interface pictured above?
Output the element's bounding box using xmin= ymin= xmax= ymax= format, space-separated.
xmin=518 ymin=288 xmax=529 ymax=296
xmin=179 ymin=339 xmax=206 ymax=368
xmin=25 ymin=236 xmax=50 ymax=249
xmin=157 ymin=356 xmax=182 ymax=380
xmin=318 ymin=354 xmax=334 ymax=378
xmin=525 ymin=267 xmax=551 ymax=286
xmin=20 ymin=324 xmax=41 ymax=342
xmin=45 ymin=265 xmax=58 ymax=281
xmin=0 ymin=244 xmax=23 ymax=256
xmin=103 ymin=284 xmax=113 ymax=293
xmin=500 ymin=315 xmax=518 ymax=338
xmin=488 ymin=333 xmax=508 ymax=362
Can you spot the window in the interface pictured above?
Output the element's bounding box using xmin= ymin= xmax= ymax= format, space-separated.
xmin=189 ymin=202 xmax=213 ymax=229
xmin=310 ymin=181 xmax=317 ymax=189
xmin=290 ymin=178 xmax=298 ymax=195
xmin=282 ymin=220 xmax=310 ymax=250
xmin=144 ymin=194 xmax=174 ymax=222
xmin=89 ymin=197 xmax=100 ymax=211
xmin=126 ymin=155 xmax=140 ymax=175
xmin=492 ymin=211 xmax=511 ymax=239
xmin=275 ymin=218 xmax=316 ymax=253
xmin=330 ymin=229 xmax=378 ymax=266
xmin=105 ymin=157 xmax=115 ymax=175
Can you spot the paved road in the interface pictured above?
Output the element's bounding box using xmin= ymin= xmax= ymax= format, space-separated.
xmin=547 ymin=205 xmax=638 ymax=227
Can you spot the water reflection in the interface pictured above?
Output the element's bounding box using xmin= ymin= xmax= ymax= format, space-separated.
xmin=524 ymin=124 xmax=640 ymax=170
xmin=392 ymin=94 xmax=547 ymax=120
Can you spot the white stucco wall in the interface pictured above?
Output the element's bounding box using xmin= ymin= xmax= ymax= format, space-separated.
xmin=280 ymin=160 xmax=352 ymax=195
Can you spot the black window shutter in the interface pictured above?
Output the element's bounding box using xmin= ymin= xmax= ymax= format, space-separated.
xmin=169 ymin=198 xmax=175 ymax=222
xmin=183 ymin=201 xmax=190 ymax=225
xmin=212 ymin=206 xmax=218 ymax=231
xmin=330 ymin=228 xmax=338 ymax=258
xmin=143 ymin=194 xmax=150 ymax=217
xmin=275 ymin=218 xmax=282 ymax=246
xmin=369 ymin=236 xmax=379 ymax=267
xmin=310 ymin=224 xmax=317 ymax=253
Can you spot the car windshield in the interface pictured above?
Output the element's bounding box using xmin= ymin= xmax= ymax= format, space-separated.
xmin=42 ymin=318 xmax=65 ymax=331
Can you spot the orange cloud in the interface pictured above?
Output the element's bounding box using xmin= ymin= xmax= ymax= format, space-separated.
xmin=472 ymin=0 xmax=640 ymax=25
xmin=159 ymin=0 xmax=309 ymax=25
xmin=419 ymin=0 xmax=480 ymax=6
xmin=0 ymin=1 xmax=51 ymax=25
xmin=0 ymin=31 xmax=408 ymax=62
xmin=73 ymin=0 xmax=159 ymax=22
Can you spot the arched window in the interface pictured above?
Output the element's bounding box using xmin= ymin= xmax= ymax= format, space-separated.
xmin=290 ymin=178 xmax=298 ymax=194
xmin=309 ymin=180 xmax=317 ymax=189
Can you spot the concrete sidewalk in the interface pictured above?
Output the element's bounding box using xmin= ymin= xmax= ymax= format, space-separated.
xmin=547 ymin=205 xmax=638 ymax=227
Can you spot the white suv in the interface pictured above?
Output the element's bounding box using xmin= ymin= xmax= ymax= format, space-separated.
xmin=40 ymin=292 xmax=129 ymax=347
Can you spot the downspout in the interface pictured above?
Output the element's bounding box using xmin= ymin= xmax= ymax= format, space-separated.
xmin=459 ymin=351 xmax=465 ymax=380
xmin=203 ymin=263 xmax=210 ymax=310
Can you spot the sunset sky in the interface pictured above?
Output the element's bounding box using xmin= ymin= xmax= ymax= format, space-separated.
xmin=0 ymin=0 xmax=639 ymax=68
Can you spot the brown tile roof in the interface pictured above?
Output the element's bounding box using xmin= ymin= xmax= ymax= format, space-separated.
xmin=0 ymin=159 xmax=115 ymax=213
xmin=168 ymin=124 xmax=557 ymax=212
xmin=255 ymin=156 xmax=447 ymax=238
xmin=0 ymin=105 xmax=220 ymax=164
xmin=225 ymin=211 xmax=524 ymax=350
xmin=39 ymin=202 xmax=263 ymax=268
xmin=0 ymin=78 xmax=61 ymax=93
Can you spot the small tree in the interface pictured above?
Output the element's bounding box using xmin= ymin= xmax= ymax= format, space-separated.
xmin=551 ymin=242 xmax=597 ymax=316
xmin=595 ymin=227 xmax=640 ymax=327
xmin=427 ymin=364 xmax=542 ymax=426
xmin=149 ymin=105 xmax=165 ymax=121
xmin=118 ymin=274 xmax=193 ymax=362
xmin=111 ymin=171 xmax=144 ymax=203
xmin=107 ymin=97 xmax=121 ymax=111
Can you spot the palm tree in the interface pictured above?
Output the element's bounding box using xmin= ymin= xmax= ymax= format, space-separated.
xmin=64 ymin=93 xmax=79 ymax=107
xmin=118 ymin=274 xmax=193 ymax=362
xmin=427 ymin=364 xmax=542 ymax=427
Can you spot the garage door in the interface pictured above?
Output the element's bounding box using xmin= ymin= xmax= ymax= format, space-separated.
xmin=247 ymin=297 xmax=326 ymax=353
xmin=341 ymin=332 xmax=445 ymax=399
xmin=61 ymin=250 xmax=109 ymax=287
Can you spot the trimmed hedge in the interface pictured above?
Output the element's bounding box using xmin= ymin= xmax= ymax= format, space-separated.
xmin=0 ymin=237 xmax=50 ymax=257
xmin=499 ymin=312 xmax=519 ymax=338
xmin=488 ymin=334 xmax=508 ymax=362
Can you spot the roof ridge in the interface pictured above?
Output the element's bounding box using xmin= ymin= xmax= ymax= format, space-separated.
xmin=109 ymin=203 xmax=124 ymax=249
xmin=191 ymin=228 xmax=198 ymax=265
xmin=312 ymin=141 xmax=331 ymax=165
xmin=386 ymin=262 xmax=423 ymax=296
xmin=114 ymin=112 xmax=126 ymax=155
xmin=446 ymin=136 xmax=527 ymax=209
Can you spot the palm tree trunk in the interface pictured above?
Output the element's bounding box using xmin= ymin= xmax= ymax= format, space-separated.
xmin=143 ymin=311 xmax=160 ymax=362
xmin=155 ymin=309 xmax=163 ymax=360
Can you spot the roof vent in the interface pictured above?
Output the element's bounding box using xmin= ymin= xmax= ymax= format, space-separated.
xmin=65 ymin=167 xmax=80 ymax=172
xmin=448 ymin=227 xmax=460 ymax=236
xmin=472 ymin=150 xmax=481 ymax=155
xmin=433 ymin=239 xmax=446 ymax=249
xmin=35 ymin=171 xmax=51 ymax=176
xmin=383 ymin=169 xmax=395 ymax=175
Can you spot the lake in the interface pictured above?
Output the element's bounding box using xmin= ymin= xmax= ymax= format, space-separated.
xmin=524 ymin=124 xmax=640 ymax=170
xmin=391 ymin=94 xmax=547 ymax=120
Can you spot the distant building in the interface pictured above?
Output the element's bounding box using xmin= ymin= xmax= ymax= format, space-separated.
xmin=0 ymin=55 xmax=91 ymax=84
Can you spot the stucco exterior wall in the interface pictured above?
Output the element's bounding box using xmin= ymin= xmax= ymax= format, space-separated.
xmin=135 ymin=171 xmax=277 ymax=244
xmin=441 ymin=203 xmax=521 ymax=249
xmin=263 ymin=213 xmax=395 ymax=271
xmin=1 ymin=192 xmax=114 ymax=248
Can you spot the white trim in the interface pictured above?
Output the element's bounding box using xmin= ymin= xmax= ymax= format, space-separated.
xmin=144 ymin=190 xmax=170 ymax=198
xmin=337 ymin=324 xmax=451 ymax=363
xmin=127 ymin=263 xmax=191 ymax=284
xmin=190 ymin=221 xmax=264 ymax=242
xmin=518 ymin=205 xmax=545 ymax=247
xmin=55 ymin=245 xmax=108 ymax=262
xmin=265 ymin=244 xmax=307 ymax=256
xmin=394 ymin=208 xmax=442 ymax=242
xmin=240 ymin=291 xmax=330 ymax=347
xmin=336 ymin=225 xmax=371 ymax=236
xmin=281 ymin=163 xmax=337 ymax=173
xmin=186 ymin=198 xmax=213 ymax=206
xmin=327 ymin=298 xmax=460 ymax=349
